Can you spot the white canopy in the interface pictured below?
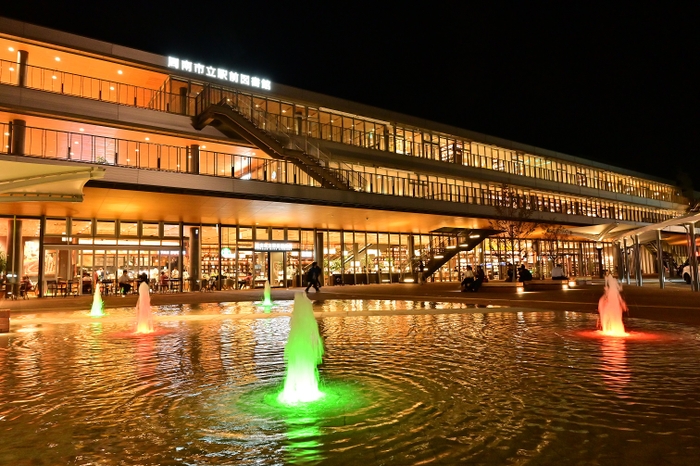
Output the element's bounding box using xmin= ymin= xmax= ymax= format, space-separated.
xmin=0 ymin=159 xmax=105 ymax=202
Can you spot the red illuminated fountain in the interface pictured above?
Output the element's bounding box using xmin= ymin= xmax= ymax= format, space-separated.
xmin=597 ymin=273 xmax=628 ymax=336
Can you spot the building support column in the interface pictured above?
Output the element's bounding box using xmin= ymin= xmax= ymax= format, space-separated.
xmin=187 ymin=144 xmax=200 ymax=174
xmin=315 ymin=231 xmax=324 ymax=286
xmin=38 ymin=216 xmax=46 ymax=298
xmin=17 ymin=50 xmax=28 ymax=87
xmin=656 ymin=229 xmax=665 ymax=289
xmin=689 ymin=222 xmax=699 ymax=292
xmin=622 ymin=238 xmax=630 ymax=285
xmin=634 ymin=235 xmax=643 ymax=287
xmin=178 ymin=222 xmax=184 ymax=292
xmin=190 ymin=226 xmax=201 ymax=291
xmin=217 ymin=224 xmax=222 ymax=290
xmin=9 ymin=119 xmax=26 ymax=156
xmin=6 ymin=218 xmax=23 ymax=295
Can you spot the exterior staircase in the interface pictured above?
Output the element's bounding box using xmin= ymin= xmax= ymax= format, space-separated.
xmin=420 ymin=228 xmax=501 ymax=280
xmin=192 ymin=87 xmax=353 ymax=191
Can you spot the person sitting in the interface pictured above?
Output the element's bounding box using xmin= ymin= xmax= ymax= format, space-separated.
xmin=461 ymin=265 xmax=475 ymax=292
xmin=118 ymin=269 xmax=132 ymax=295
xmin=505 ymin=264 xmax=515 ymax=282
xmin=551 ymin=264 xmax=568 ymax=280
xmin=518 ymin=265 xmax=533 ymax=282
xmin=19 ymin=275 xmax=34 ymax=298
xmin=82 ymin=271 xmax=93 ymax=294
xmin=472 ymin=265 xmax=485 ymax=292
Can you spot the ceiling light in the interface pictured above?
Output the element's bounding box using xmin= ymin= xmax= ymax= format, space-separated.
xmin=145 ymin=137 xmax=149 ymax=141
xmin=8 ymin=47 xmax=14 ymax=52
xmin=4 ymin=132 xmax=9 ymax=136
xmin=201 ymin=145 xmax=206 ymax=149
xmin=109 ymin=86 xmax=114 ymax=91
xmin=79 ymin=128 xmax=84 ymax=132
xmin=117 ymin=70 xmax=123 ymax=75
xmin=51 ymin=75 xmax=57 ymax=79
xmin=55 ymin=57 xmax=60 ymax=62
xmin=134 ymin=149 xmax=139 ymax=152
xmin=74 ymin=141 xmax=79 ymax=145
xmin=8 ymin=67 xmax=14 ymax=72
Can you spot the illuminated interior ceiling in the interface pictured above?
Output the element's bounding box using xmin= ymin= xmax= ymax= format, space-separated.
xmin=0 ymin=36 xmax=165 ymax=88
xmin=0 ymin=112 xmax=264 ymax=159
xmin=0 ymin=185 xmax=495 ymax=234
xmin=0 ymin=159 xmax=104 ymax=202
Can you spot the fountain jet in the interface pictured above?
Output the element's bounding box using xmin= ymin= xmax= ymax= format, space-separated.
xmin=135 ymin=277 xmax=154 ymax=334
xmin=89 ymin=285 xmax=105 ymax=317
xmin=597 ymin=273 xmax=628 ymax=336
xmin=262 ymin=281 xmax=273 ymax=311
xmin=278 ymin=292 xmax=324 ymax=403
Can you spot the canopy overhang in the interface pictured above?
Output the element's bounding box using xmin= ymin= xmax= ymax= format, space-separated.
xmin=0 ymin=160 xmax=105 ymax=203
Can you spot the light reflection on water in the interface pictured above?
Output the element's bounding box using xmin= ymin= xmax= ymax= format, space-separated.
xmin=1 ymin=301 xmax=700 ymax=465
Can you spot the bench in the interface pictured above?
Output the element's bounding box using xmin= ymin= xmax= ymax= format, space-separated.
xmin=522 ymin=280 xmax=569 ymax=291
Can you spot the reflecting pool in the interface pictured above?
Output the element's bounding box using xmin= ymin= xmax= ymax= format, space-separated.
xmin=2 ymin=300 xmax=700 ymax=465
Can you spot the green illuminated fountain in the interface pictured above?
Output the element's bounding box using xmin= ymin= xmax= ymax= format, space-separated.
xmin=278 ymin=292 xmax=325 ymax=404
xmin=89 ymin=285 xmax=105 ymax=317
xmin=262 ymin=280 xmax=273 ymax=312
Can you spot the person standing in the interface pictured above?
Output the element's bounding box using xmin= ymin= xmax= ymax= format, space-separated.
xmin=305 ymin=262 xmax=322 ymax=293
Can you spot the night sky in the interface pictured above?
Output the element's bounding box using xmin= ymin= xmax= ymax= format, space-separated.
xmin=3 ymin=2 xmax=699 ymax=191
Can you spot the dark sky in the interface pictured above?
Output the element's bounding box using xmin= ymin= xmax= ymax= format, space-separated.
xmin=3 ymin=1 xmax=699 ymax=190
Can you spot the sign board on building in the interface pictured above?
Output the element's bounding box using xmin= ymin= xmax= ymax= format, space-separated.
xmin=167 ymin=57 xmax=271 ymax=90
xmin=254 ymin=242 xmax=298 ymax=252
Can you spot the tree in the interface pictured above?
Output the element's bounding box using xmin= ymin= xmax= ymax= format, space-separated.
xmin=487 ymin=185 xmax=540 ymax=275
xmin=541 ymin=225 xmax=572 ymax=265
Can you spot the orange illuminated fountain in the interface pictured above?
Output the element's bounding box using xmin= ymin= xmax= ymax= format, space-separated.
xmin=597 ymin=273 xmax=628 ymax=336
xmin=134 ymin=277 xmax=154 ymax=334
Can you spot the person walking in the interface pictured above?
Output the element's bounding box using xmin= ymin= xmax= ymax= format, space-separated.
xmin=305 ymin=262 xmax=322 ymax=293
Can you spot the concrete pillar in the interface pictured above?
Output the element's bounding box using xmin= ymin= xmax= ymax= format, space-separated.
xmin=179 ymin=87 xmax=188 ymax=115
xmin=656 ymin=229 xmax=665 ymax=289
xmin=17 ymin=50 xmax=28 ymax=87
xmin=187 ymin=144 xmax=200 ymax=174
xmin=623 ymin=237 xmax=630 ymax=285
xmin=178 ymin=223 xmax=184 ymax=292
xmin=10 ymin=119 xmax=26 ymax=156
xmin=189 ymin=226 xmax=201 ymax=290
xmin=635 ymin=235 xmax=643 ymax=286
xmin=38 ymin=216 xmax=46 ymax=298
xmin=689 ymin=222 xmax=699 ymax=292
xmin=315 ymin=231 xmax=324 ymax=285
xmin=6 ymin=219 xmax=23 ymax=293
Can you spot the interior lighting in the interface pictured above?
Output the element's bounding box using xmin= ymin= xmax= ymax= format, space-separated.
xmin=79 ymin=128 xmax=84 ymax=132
xmin=109 ymin=86 xmax=114 ymax=91
xmin=8 ymin=67 xmax=14 ymax=72
xmin=51 ymin=75 xmax=57 ymax=79
xmin=403 ymin=278 xmax=415 ymax=283
xmin=8 ymin=47 xmax=14 ymax=52
xmin=469 ymin=234 xmax=480 ymax=238
xmin=516 ymin=285 xmax=524 ymax=294
xmin=568 ymin=280 xmax=576 ymax=288
xmin=446 ymin=245 xmax=457 ymax=249
xmin=562 ymin=283 xmax=569 ymax=290
xmin=55 ymin=57 xmax=60 ymax=61
xmin=145 ymin=137 xmax=150 ymax=141
xmin=201 ymin=145 xmax=206 ymax=149
xmin=4 ymin=132 xmax=9 ymax=136
xmin=117 ymin=70 xmax=123 ymax=75
xmin=282 ymin=110 xmax=286 ymax=113
xmin=434 ymin=254 xmax=444 ymax=259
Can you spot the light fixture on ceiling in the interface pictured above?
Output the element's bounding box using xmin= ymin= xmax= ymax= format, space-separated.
xmin=8 ymin=47 xmax=14 ymax=52
xmin=55 ymin=57 xmax=60 ymax=62
xmin=117 ymin=70 xmax=123 ymax=75
xmin=79 ymin=128 xmax=84 ymax=132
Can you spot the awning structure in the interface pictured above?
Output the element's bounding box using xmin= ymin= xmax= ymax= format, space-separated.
xmin=612 ymin=212 xmax=700 ymax=243
xmin=0 ymin=159 xmax=105 ymax=203
xmin=566 ymin=222 xmax=639 ymax=242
